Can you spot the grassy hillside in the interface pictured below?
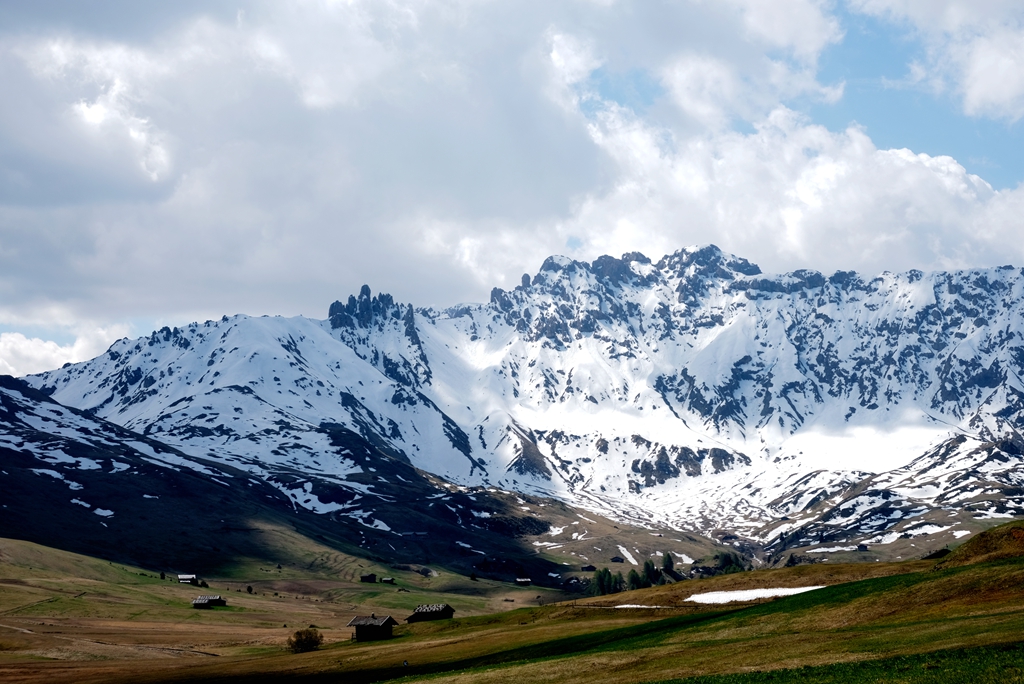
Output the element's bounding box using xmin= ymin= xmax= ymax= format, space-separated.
xmin=660 ymin=643 xmax=1024 ymax=684
xmin=1 ymin=520 xmax=1023 ymax=683
xmin=936 ymin=519 xmax=1024 ymax=569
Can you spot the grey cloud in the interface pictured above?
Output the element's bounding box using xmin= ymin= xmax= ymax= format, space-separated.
xmin=0 ymin=1 xmax=241 ymax=41
xmin=0 ymin=0 xmax=1020 ymax=373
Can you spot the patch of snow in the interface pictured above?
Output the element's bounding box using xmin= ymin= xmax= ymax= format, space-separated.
xmin=686 ymin=586 xmax=825 ymax=604
xmin=614 ymin=604 xmax=663 ymax=609
xmin=867 ymin=531 xmax=900 ymax=545
xmin=30 ymin=468 xmax=64 ymax=480
xmin=902 ymin=524 xmax=950 ymax=537
xmin=93 ymin=508 xmax=114 ymax=517
xmin=617 ymin=545 xmax=638 ymax=565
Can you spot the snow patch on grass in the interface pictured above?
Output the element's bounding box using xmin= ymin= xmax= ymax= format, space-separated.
xmin=614 ymin=604 xmax=663 ymax=609
xmin=686 ymin=586 xmax=825 ymax=604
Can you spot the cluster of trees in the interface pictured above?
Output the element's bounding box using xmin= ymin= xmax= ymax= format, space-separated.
xmin=591 ymin=553 xmax=676 ymax=596
xmin=591 ymin=567 xmax=625 ymax=595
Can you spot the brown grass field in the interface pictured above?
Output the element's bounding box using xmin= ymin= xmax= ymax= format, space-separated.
xmin=2 ymin=522 xmax=1024 ymax=683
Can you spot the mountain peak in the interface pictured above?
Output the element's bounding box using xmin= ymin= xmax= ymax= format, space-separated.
xmin=25 ymin=246 xmax=1024 ymax=561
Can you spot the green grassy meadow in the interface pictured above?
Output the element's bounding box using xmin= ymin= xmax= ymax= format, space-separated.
xmin=1 ymin=521 xmax=1023 ymax=683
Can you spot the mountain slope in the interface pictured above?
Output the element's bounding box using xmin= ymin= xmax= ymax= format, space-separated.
xmin=24 ymin=245 xmax=1024 ymax=559
xmin=3 ymin=374 xmax=678 ymax=580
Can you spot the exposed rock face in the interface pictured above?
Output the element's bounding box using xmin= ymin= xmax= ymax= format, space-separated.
xmin=24 ymin=245 xmax=1024 ymax=555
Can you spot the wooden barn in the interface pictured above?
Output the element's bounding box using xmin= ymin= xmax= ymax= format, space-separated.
xmin=192 ymin=595 xmax=227 ymax=609
xmin=610 ymin=556 xmax=625 ymax=563
xmin=347 ymin=614 xmax=398 ymax=641
xmin=177 ymin=574 xmax=198 ymax=585
xmin=405 ymin=603 xmax=455 ymax=623
xmin=359 ymin=573 xmax=377 ymax=583
xmin=581 ymin=564 xmax=596 ymax=572
xmin=380 ymin=577 xmax=396 ymax=585
xmin=515 ymin=577 xmax=532 ymax=586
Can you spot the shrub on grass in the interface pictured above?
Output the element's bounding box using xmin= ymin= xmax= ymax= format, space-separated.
xmin=287 ymin=628 xmax=324 ymax=653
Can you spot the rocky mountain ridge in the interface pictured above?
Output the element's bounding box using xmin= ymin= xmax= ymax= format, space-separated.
xmin=23 ymin=245 xmax=1024 ymax=563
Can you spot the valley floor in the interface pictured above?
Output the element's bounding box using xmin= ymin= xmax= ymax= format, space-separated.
xmin=1 ymin=533 xmax=1023 ymax=684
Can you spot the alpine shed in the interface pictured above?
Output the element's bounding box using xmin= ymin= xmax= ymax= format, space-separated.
xmin=347 ymin=614 xmax=399 ymax=641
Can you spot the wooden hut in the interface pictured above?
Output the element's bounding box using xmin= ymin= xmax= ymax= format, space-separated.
xmin=177 ymin=574 xmax=199 ymax=585
xmin=347 ymin=614 xmax=398 ymax=641
xmin=610 ymin=556 xmax=625 ymax=563
xmin=515 ymin=577 xmax=531 ymax=586
xmin=192 ymin=595 xmax=227 ymax=609
xmin=581 ymin=564 xmax=596 ymax=572
xmin=405 ymin=604 xmax=455 ymax=623
xmin=360 ymin=573 xmax=377 ymax=583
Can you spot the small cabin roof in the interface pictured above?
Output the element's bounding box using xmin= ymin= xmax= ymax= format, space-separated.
xmin=177 ymin=574 xmax=197 ymax=579
xmin=193 ymin=595 xmax=222 ymax=601
xmin=411 ymin=603 xmax=454 ymax=614
xmin=347 ymin=614 xmax=398 ymax=627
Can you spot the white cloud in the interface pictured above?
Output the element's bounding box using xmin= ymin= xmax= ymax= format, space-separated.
xmin=549 ymin=32 xmax=602 ymax=88
xmin=850 ymin=0 xmax=1024 ymax=120
xmin=724 ymin=0 xmax=843 ymax=61
xmin=19 ymin=38 xmax=173 ymax=181
xmin=243 ymin=2 xmax=398 ymax=109
xmin=0 ymin=0 xmax=1019 ymax=345
xmin=422 ymin=89 xmax=1020 ymax=282
xmin=0 ymin=325 xmax=128 ymax=376
xmin=662 ymin=55 xmax=740 ymax=128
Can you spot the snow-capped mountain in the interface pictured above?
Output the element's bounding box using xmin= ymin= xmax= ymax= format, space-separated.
xmin=2 ymin=373 xmax=660 ymax=578
xmin=26 ymin=245 xmax=1024 ymax=560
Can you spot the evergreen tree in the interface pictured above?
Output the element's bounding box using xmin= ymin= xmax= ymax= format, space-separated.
xmin=626 ymin=568 xmax=643 ymax=591
xmin=613 ymin=571 xmax=625 ymax=593
xmin=662 ymin=552 xmax=674 ymax=573
xmin=643 ymin=559 xmax=659 ymax=587
xmin=592 ymin=567 xmax=618 ymax=595
xmin=591 ymin=568 xmax=605 ymax=595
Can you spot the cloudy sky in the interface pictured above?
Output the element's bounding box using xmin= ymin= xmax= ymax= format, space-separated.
xmin=1 ymin=0 xmax=1023 ymax=375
